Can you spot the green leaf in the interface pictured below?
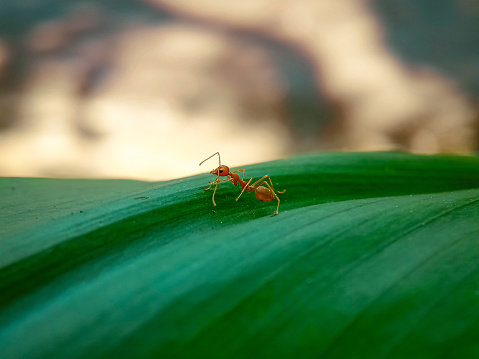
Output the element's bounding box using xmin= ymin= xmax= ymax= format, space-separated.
xmin=1 ymin=152 xmax=479 ymax=358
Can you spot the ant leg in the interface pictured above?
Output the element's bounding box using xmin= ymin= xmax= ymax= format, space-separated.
xmin=232 ymin=169 xmax=245 ymax=181
xmin=250 ymin=175 xmax=274 ymax=190
xmin=204 ymin=175 xmax=220 ymax=190
xmin=208 ymin=178 xmax=234 ymax=205
xmin=212 ymin=181 xmax=219 ymax=206
xmin=235 ymin=177 xmax=253 ymax=201
xmin=205 ymin=178 xmax=231 ymax=190
xmin=257 ymin=180 xmax=281 ymax=215
xmin=251 ymin=175 xmax=274 ymax=191
xmin=205 ymin=181 xmax=215 ymax=191
xmin=250 ymin=175 xmax=286 ymax=194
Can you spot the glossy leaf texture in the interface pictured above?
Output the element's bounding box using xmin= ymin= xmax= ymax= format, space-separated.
xmin=2 ymin=152 xmax=479 ymax=359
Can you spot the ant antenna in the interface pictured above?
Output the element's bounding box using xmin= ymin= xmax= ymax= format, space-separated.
xmin=199 ymin=152 xmax=221 ymax=167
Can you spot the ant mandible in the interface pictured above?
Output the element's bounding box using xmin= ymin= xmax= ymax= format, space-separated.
xmin=199 ymin=152 xmax=285 ymax=215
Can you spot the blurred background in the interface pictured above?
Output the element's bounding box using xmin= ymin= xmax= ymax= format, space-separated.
xmin=0 ymin=0 xmax=478 ymax=180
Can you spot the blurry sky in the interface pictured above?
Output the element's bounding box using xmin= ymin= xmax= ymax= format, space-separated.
xmin=0 ymin=0 xmax=478 ymax=180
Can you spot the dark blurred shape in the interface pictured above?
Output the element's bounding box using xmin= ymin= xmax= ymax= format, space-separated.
xmin=0 ymin=39 xmax=8 ymax=79
xmin=66 ymin=3 xmax=103 ymax=35
xmin=28 ymin=3 xmax=103 ymax=54
xmin=372 ymin=0 xmax=479 ymax=97
xmin=28 ymin=21 xmax=71 ymax=53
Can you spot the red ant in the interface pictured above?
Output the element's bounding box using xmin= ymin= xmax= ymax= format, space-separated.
xmin=199 ymin=152 xmax=285 ymax=215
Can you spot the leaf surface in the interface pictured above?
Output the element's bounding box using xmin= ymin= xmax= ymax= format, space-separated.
xmin=1 ymin=152 xmax=479 ymax=358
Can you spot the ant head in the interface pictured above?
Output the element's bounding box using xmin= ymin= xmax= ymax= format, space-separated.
xmin=211 ymin=165 xmax=230 ymax=176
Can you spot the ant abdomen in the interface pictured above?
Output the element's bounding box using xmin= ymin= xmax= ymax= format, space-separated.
xmin=255 ymin=186 xmax=275 ymax=202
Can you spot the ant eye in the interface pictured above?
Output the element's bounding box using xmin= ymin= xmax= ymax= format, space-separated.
xmin=219 ymin=169 xmax=223 ymax=173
